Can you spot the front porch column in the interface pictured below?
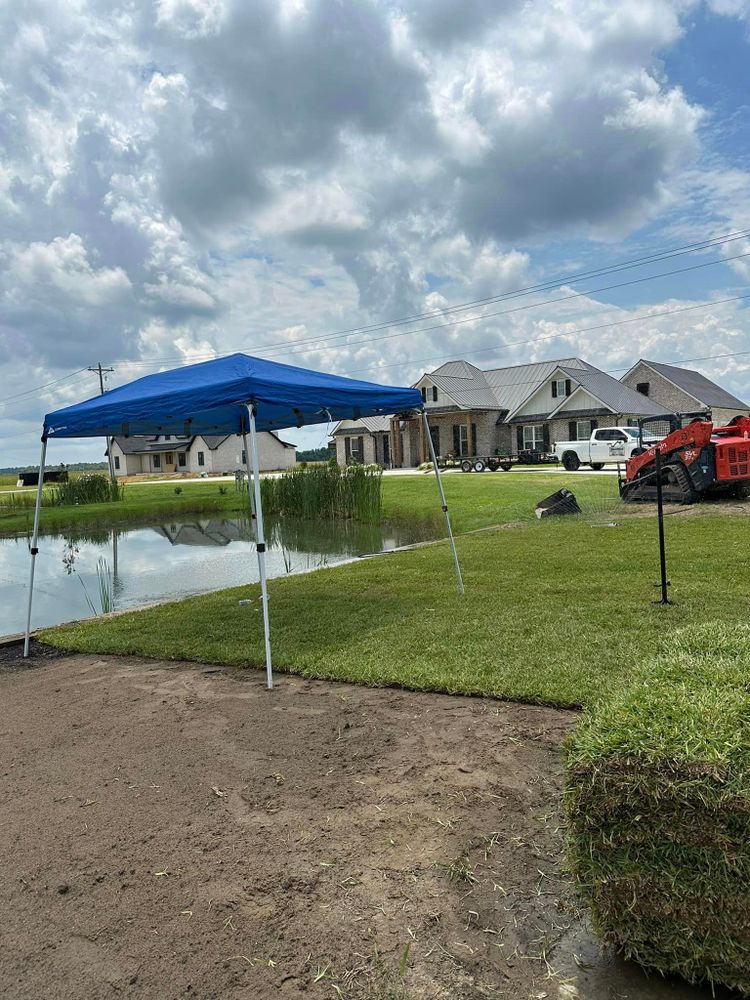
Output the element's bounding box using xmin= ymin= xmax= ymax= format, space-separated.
xmin=466 ymin=412 xmax=475 ymax=457
xmin=390 ymin=416 xmax=403 ymax=468
xmin=419 ymin=415 xmax=427 ymax=464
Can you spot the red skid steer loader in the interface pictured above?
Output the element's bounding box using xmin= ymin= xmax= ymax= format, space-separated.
xmin=620 ymin=415 xmax=750 ymax=504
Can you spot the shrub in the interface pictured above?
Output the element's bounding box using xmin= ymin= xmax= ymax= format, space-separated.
xmin=260 ymin=462 xmax=382 ymax=522
xmin=564 ymin=623 xmax=750 ymax=995
xmin=51 ymin=474 xmax=123 ymax=506
xmin=174 ymin=486 xmax=183 ymax=495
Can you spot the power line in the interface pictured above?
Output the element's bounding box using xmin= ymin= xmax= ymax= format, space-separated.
xmin=114 ymin=248 xmax=750 ymax=373
xmin=4 ymin=232 xmax=750 ymax=409
xmin=338 ymin=291 xmax=750 ymax=379
xmin=0 ymin=368 xmax=91 ymax=407
xmin=114 ymin=227 xmax=750 ymax=368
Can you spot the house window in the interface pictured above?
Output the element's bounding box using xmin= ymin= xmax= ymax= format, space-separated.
xmin=345 ymin=436 xmax=364 ymax=463
xmin=523 ymin=424 xmax=545 ymax=451
xmin=197 ymin=451 xmax=205 ymax=466
xmin=153 ymin=454 xmax=161 ymax=469
xmin=636 ymin=382 xmax=650 ymax=396
xmin=551 ymin=378 xmax=572 ymax=399
xmin=114 ymin=455 xmax=120 ymax=470
xmin=241 ymin=449 xmax=246 ymax=465
xmin=432 ymin=386 xmax=438 ymax=402
xmin=178 ymin=453 xmax=186 ymax=468
xmin=452 ymin=423 xmax=477 ymax=457
xmin=576 ymin=420 xmax=592 ymax=440
xmin=421 ymin=386 xmax=427 ymax=402
xmin=165 ymin=452 xmax=174 ymax=465
xmin=164 ymin=435 xmax=171 ymax=441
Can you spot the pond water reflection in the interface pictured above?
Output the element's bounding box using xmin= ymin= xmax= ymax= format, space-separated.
xmin=0 ymin=515 xmax=437 ymax=637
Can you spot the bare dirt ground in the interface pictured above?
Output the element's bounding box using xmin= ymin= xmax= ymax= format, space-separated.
xmin=0 ymin=653 xmax=731 ymax=1000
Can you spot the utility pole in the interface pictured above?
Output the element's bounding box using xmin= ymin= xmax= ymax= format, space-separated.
xmin=88 ymin=363 xmax=117 ymax=484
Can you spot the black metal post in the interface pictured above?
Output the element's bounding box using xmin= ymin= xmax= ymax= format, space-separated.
xmin=654 ymin=447 xmax=671 ymax=605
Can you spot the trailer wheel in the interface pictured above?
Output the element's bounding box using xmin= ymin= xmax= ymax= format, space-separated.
xmin=461 ymin=460 xmax=473 ymax=473
xmin=562 ymin=452 xmax=581 ymax=471
xmin=591 ymin=463 xmax=605 ymax=471
xmin=473 ymin=460 xmax=486 ymax=473
xmin=500 ymin=463 xmax=513 ymax=472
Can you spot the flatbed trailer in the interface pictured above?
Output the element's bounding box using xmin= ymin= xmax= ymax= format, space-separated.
xmin=435 ymin=451 xmax=559 ymax=473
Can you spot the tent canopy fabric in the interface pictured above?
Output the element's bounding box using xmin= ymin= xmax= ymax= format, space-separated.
xmin=43 ymin=353 xmax=424 ymax=439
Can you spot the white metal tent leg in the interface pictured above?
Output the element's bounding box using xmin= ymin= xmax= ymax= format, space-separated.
xmin=247 ymin=407 xmax=273 ymax=689
xmin=23 ymin=438 xmax=48 ymax=657
xmin=422 ymin=411 xmax=464 ymax=594
xmin=242 ymin=430 xmax=257 ymax=540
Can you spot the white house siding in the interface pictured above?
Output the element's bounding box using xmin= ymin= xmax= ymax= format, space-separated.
xmin=512 ymin=374 xmax=581 ymax=419
xmin=551 ymin=388 xmax=605 ymax=413
xmin=190 ymin=434 xmax=295 ymax=474
xmin=109 ymin=443 xmax=143 ymax=476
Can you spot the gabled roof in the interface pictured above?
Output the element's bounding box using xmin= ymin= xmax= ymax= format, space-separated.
xmin=488 ymin=358 xmax=593 ymax=417
xmin=426 ymin=356 xmax=596 ymax=416
xmin=330 ymin=414 xmax=392 ymax=436
xmin=630 ymin=360 xmax=748 ymax=411
xmin=429 ymin=372 xmax=499 ymax=410
xmin=554 ymin=366 xmax=666 ymax=417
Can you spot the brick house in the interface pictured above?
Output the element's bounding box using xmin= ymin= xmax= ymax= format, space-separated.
xmin=333 ymin=357 xmax=665 ymax=467
xmin=621 ymin=359 xmax=749 ymax=427
xmin=107 ymin=432 xmax=296 ymax=477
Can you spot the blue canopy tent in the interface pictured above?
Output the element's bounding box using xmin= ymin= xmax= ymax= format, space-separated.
xmin=26 ymin=353 xmax=464 ymax=685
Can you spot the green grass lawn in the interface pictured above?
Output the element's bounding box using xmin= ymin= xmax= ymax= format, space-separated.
xmin=0 ymin=469 xmax=618 ymax=537
xmin=0 ymin=479 xmax=251 ymax=536
xmin=42 ymin=508 xmax=750 ymax=708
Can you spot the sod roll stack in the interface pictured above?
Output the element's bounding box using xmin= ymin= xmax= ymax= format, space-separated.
xmin=565 ymin=623 xmax=750 ymax=995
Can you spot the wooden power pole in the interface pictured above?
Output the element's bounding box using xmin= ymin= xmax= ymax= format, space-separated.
xmin=88 ymin=363 xmax=116 ymax=483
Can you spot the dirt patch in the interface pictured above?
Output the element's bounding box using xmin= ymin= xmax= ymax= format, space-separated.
xmin=0 ymin=655 xmax=732 ymax=1000
xmin=0 ymin=637 xmax=68 ymax=672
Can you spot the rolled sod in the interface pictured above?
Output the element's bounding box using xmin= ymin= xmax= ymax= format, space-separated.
xmin=564 ymin=623 xmax=750 ymax=995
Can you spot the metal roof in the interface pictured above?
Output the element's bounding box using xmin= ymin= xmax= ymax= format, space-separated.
xmin=483 ymin=358 xmax=592 ymax=414
xmin=639 ymin=360 xmax=748 ymax=410
xmin=429 ymin=372 xmax=499 ymax=409
xmin=429 ymin=356 xmax=596 ymax=414
xmin=330 ymin=414 xmax=392 ymax=436
xmin=558 ymin=367 xmax=666 ymax=416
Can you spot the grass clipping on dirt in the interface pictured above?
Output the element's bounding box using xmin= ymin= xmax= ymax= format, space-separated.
xmin=565 ymin=622 xmax=750 ymax=995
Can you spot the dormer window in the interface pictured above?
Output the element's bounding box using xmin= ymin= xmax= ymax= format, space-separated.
xmin=552 ymin=378 xmax=572 ymax=398
xmin=421 ymin=386 xmax=427 ymax=402
xmin=432 ymin=386 xmax=438 ymax=402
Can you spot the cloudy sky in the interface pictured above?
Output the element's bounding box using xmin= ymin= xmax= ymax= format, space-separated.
xmin=1 ymin=0 xmax=750 ymax=464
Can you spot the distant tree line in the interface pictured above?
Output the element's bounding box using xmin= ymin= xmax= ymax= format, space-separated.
xmin=0 ymin=461 xmax=108 ymax=474
xmin=296 ymin=447 xmax=332 ymax=462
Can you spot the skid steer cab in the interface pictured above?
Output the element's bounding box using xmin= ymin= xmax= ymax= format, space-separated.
xmin=619 ymin=414 xmax=750 ymax=504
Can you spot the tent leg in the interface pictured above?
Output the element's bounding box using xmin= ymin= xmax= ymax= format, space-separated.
xmin=242 ymin=430 xmax=257 ymax=540
xmin=24 ymin=438 xmax=48 ymax=657
xmin=422 ymin=411 xmax=464 ymax=594
xmin=248 ymin=407 xmax=273 ymax=689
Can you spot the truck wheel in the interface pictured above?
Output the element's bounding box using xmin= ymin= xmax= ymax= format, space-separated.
xmin=562 ymin=452 xmax=580 ymax=471
xmin=591 ymin=463 xmax=605 ymax=471
xmin=461 ymin=460 xmax=473 ymax=473
xmin=473 ymin=460 xmax=486 ymax=473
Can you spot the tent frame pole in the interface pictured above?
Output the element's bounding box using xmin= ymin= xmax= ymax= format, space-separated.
xmin=247 ymin=406 xmax=273 ymax=689
xmin=23 ymin=437 xmax=48 ymax=657
xmin=421 ymin=410 xmax=464 ymax=594
xmin=241 ymin=429 xmax=257 ymax=540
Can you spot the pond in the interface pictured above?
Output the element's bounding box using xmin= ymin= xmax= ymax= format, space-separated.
xmin=0 ymin=515 xmax=438 ymax=638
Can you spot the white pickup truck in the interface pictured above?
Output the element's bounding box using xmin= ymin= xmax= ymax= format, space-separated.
xmin=554 ymin=426 xmax=660 ymax=471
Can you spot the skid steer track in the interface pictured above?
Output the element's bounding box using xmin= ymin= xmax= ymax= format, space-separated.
xmin=620 ymin=460 xmax=697 ymax=505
